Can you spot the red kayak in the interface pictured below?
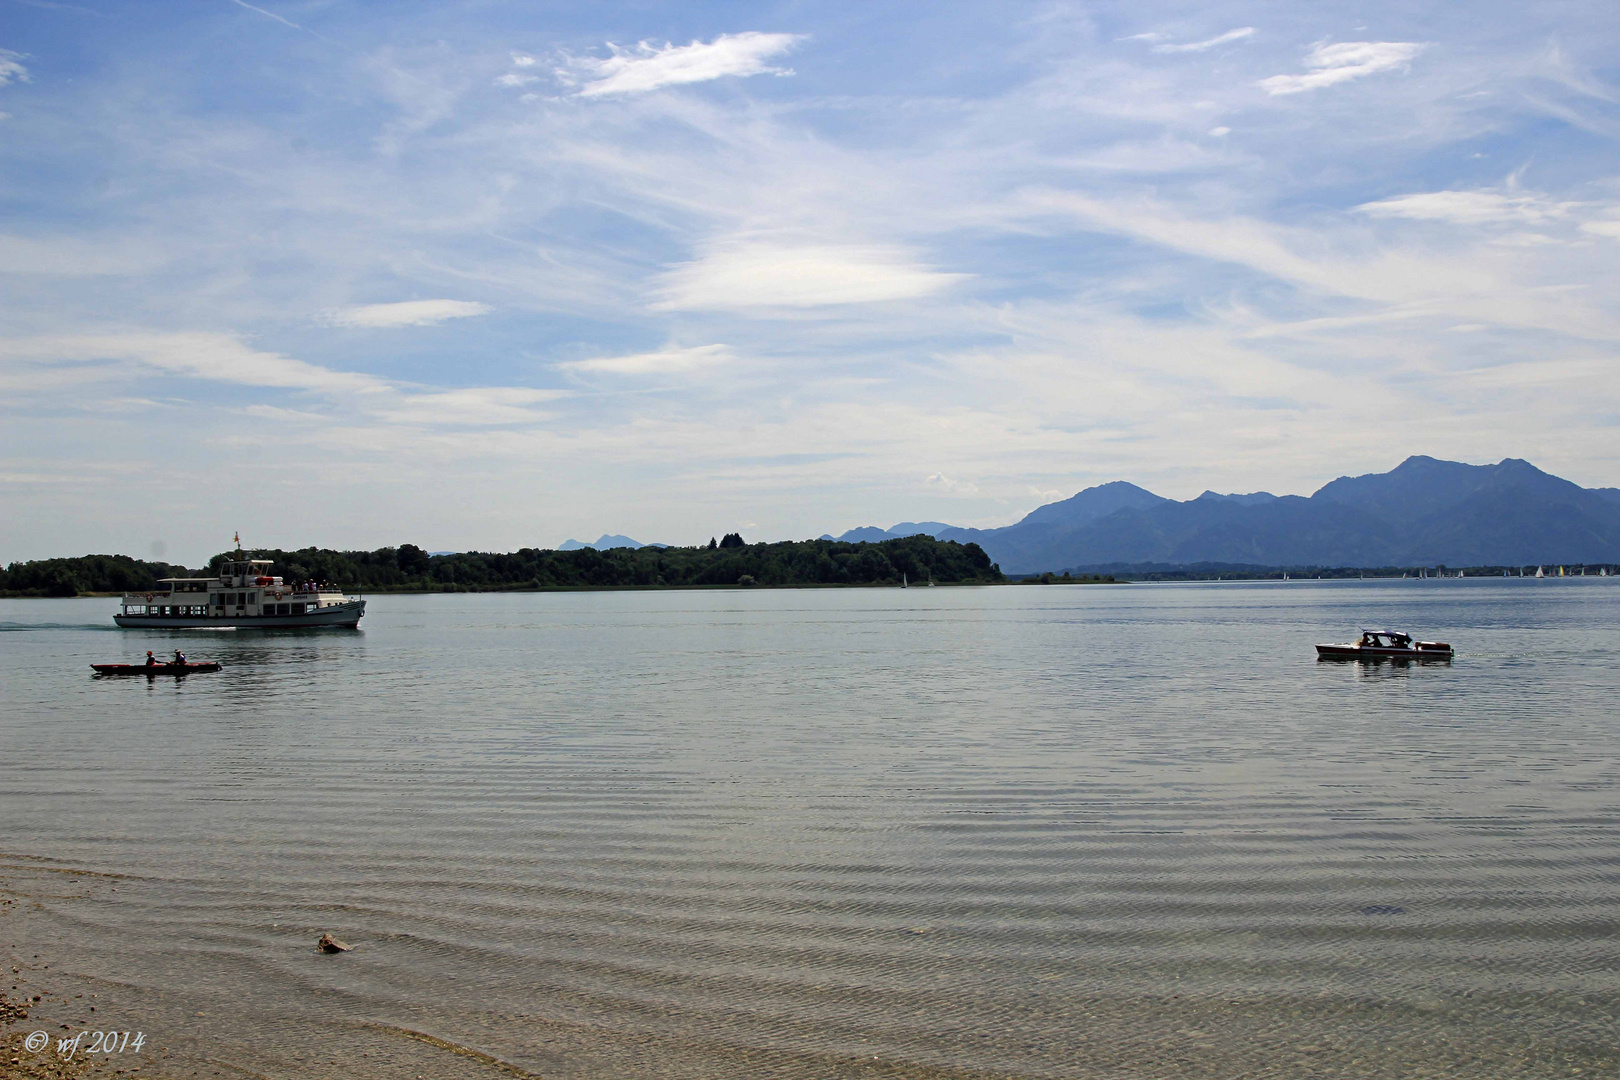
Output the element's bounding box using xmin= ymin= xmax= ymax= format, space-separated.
xmin=92 ymin=662 xmax=222 ymax=675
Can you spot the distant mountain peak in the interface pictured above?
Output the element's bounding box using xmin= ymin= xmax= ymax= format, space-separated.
xmin=1194 ymin=490 xmax=1278 ymax=505
xmin=558 ymin=534 xmax=645 ymax=551
xmin=1016 ymin=480 xmax=1167 ymax=528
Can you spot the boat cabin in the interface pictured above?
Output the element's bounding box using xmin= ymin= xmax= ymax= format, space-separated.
xmin=1359 ymin=630 xmax=1413 ymax=649
xmin=118 ymin=559 xmax=348 ymax=620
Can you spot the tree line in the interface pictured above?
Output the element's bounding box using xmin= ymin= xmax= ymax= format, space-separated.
xmin=0 ymin=554 xmax=194 ymax=597
xmin=0 ymin=536 xmax=1003 ymax=596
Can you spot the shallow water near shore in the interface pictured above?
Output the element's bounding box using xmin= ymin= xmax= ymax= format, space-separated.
xmin=2 ymin=580 xmax=1618 ymax=1079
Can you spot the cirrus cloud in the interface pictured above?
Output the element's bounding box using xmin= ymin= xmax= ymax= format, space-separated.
xmin=1261 ymin=41 xmax=1425 ymax=95
xmin=558 ymin=31 xmax=802 ymax=97
xmin=560 ymin=344 xmax=733 ymax=375
xmin=1150 ymin=28 xmax=1256 ymax=54
xmin=1356 ymin=189 xmax=1575 ymax=225
xmin=0 ymin=50 xmax=30 ymax=87
xmin=653 ymin=240 xmax=967 ymax=310
xmin=324 ymin=299 xmax=493 ymax=328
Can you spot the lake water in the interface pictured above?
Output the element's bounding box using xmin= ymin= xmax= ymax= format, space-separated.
xmin=2 ymin=580 xmax=1617 ymax=1079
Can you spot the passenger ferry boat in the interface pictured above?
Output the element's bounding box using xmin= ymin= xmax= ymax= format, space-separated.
xmin=114 ymin=555 xmax=365 ymax=629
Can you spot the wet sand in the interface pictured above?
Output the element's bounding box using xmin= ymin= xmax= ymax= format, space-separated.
xmin=2 ymin=861 xmax=1006 ymax=1080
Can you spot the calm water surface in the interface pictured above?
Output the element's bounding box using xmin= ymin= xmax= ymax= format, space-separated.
xmin=1 ymin=581 xmax=1617 ymax=1078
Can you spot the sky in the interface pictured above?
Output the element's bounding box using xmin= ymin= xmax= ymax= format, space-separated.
xmin=3 ymin=0 xmax=1619 ymax=563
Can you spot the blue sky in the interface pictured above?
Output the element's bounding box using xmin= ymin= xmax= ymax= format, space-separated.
xmin=3 ymin=1 xmax=1619 ymax=562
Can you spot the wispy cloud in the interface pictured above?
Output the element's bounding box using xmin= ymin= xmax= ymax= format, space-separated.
xmin=225 ymin=0 xmax=303 ymax=32
xmin=0 ymin=50 xmax=30 ymax=87
xmin=0 ymin=331 xmax=389 ymax=394
xmin=375 ymin=387 xmax=566 ymax=426
xmin=1152 ymin=28 xmax=1255 ymax=54
xmin=1356 ymin=189 xmax=1575 ymax=225
xmin=557 ymin=32 xmax=802 ymax=97
xmin=324 ymin=300 xmax=493 ymax=328
xmin=653 ymin=240 xmax=966 ymax=310
xmin=560 ymin=344 xmax=732 ymax=375
xmin=0 ymin=332 xmax=567 ymax=429
xmin=1261 ymin=41 xmax=1425 ymax=95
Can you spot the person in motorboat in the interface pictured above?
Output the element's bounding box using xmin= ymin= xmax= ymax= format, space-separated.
xmin=1317 ymin=629 xmax=1452 ymax=660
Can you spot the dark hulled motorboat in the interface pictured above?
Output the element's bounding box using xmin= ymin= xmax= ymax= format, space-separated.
xmin=1316 ymin=629 xmax=1452 ymax=661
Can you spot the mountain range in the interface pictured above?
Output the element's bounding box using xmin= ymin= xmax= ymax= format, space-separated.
xmin=836 ymin=457 xmax=1620 ymax=573
xmin=558 ymin=534 xmax=669 ymax=551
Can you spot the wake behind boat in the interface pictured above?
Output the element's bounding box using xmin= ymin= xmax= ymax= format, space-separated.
xmin=1316 ymin=629 xmax=1453 ymax=661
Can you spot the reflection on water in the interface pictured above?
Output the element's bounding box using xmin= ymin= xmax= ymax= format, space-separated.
xmin=1 ymin=580 xmax=1618 ymax=1079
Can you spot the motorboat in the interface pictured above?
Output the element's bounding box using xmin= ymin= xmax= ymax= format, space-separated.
xmin=1316 ymin=629 xmax=1453 ymax=661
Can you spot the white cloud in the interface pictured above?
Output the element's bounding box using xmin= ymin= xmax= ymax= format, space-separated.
xmin=324 ymin=300 xmax=493 ymax=328
xmin=925 ymin=473 xmax=980 ymax=495
xmin=0 ymin=331 xmax=568 ymax=430
xmin=497 ymin=73 xmax=539 ymax=88
xmin=1153 ymin=28 xmax=1255 ymax=54
xmin=1261 ymin=41 xmax=1425 ymax=95
xmin=653 ymin=240 xmax=967 ymax=310
xmin=1580 ymin=219 xmax=1620 ymax=239
xmin=0 ymin=51 xmax=28 ymax=87
xmin=560 ymin=344 xmax=732 ymax=375
xmin=0 ymin=331 xmax=389 ymax=394
xmin=375 ymin=387 xmax=565 ymax=426
xmin=1356 ymin=189 xmax=1573 ymax=225
xmin=559 ymin=32 xmax=802 ymax=97
xmin=510 ymin=53 xmax=536 ymax=67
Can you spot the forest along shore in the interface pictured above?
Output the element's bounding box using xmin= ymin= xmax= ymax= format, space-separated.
xmin=0 ymin=536 xmax=1004 ymax=597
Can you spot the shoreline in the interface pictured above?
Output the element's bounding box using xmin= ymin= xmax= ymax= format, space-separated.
xmin=4 ymin=579 xmax=1127 ymax=600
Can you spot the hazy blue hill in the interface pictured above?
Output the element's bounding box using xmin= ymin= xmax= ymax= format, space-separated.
xmin=964 ymin=456 xmax=1620 ymax=573
xmin=834 ymin=521 xmax=956 ymax=542
xmin=1312 ymin=456 xmax=1557 ymax=522
xmin=559 ymin=534 xmax=647 ymax=551
xmin=1194 ymin=491 xmax=1279 ymax=506
xmin=994 ymin=496 xmax=1400 ymax=571
xmin=1016 ymin=481 xmax=1168 ymax=527
xmin=835 ymin=526 xmax=899 ymax=543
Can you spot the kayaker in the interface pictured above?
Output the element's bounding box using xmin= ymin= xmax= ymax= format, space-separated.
xmin=145 ymin=650 xmax=157 ymax=667
xmin=173 ymin=649 xmax=186 ymax=666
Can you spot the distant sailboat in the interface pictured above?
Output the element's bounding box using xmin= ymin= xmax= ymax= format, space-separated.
xmin=1535 ymin=566 xmax=1545 ymax=578
xmin=902 ymin=573 xmax=908 ymax=589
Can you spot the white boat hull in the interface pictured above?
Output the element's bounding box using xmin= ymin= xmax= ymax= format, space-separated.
xmin=114 ymin=600 xmax=365 ymax=629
